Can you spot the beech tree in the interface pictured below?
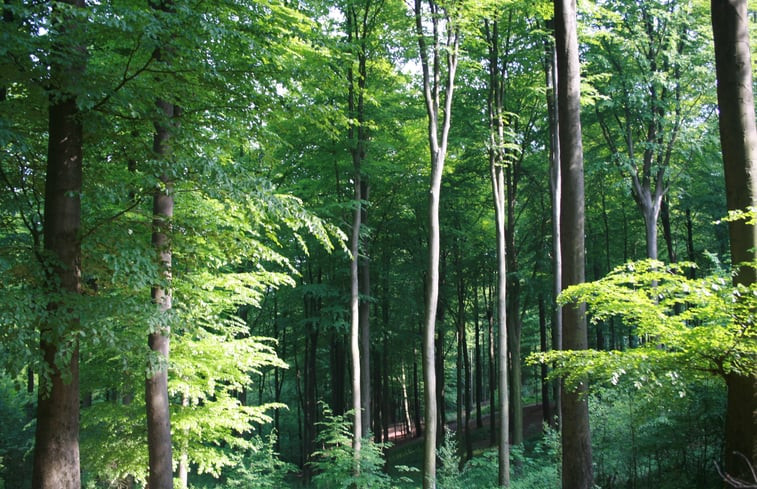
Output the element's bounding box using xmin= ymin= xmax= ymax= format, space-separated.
xmin=711 ymin=0 xmax=757 ymax=480
xmin=412 ymin=0 xmax=462 ymax=486
xmin=554 ymin=0 xmax=594 ymax=487
xmin=483 ymin=12 xmax=511 ymax=486
xmin=31 ymin=2 xmax=86 ymax=488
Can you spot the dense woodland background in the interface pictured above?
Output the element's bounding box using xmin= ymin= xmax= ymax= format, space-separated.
xmin=1 ymin=0 xmax=756 ymax=488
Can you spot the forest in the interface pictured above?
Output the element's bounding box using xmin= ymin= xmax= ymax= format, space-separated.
xmin=1 ymin=0 xmax=756 ymax=488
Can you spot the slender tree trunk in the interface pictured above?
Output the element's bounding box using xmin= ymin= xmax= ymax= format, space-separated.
xmin=538 ymin=295 xmax=551 ymax=425
xmin=485 ymin=16 xmax=511 ymax=485
xmin=661 ymin=195 xmax=677 ymax=262
xmin=474 ymin=282 xmax=483 ymax=428
xmin=32 ymin=4 xmax=85 ymax=485
xmin=331 ymin=332 xmax=346 ymax=416
xmin=414 ymin=1 xmax=459 ymax=485
xmin=177 ymin=395 xmax=189 ymax=489
xmin=413 ymin=341 xmax=422 ymax=438
xmin=462 ymin=304 xmax=473 ymax=462
xmin=146 ymin=97 xmax=176 ymax=489
xmin=685 ymin=208 xmax=696 ymax=278
xmin=711 ymin=0 xmax=757 ymax=479
xmin=546 ymin=20 xmax=562 ymax=428
xmin=359 ymin=183 xmax=371 ymax=433
xmin=555 ymin=1 xmax=594 ymax=488
xmin=349 ymin=154 xmax=363 ymax=453
xmin=487 ymin=301 xmax=496 ymax=445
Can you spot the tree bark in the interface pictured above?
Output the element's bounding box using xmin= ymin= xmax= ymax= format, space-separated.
xmin=711 ymin=0 xmax=757 ymax=479
xmin=554 ymin=1 xmax=594 ymax=488
xmin=485 ymin=16 xmax=511 ymax=486
xmin=545 ymin=19 xmax=562 ymax=428
xmin=413 ymin=0 xmax=459 ymax=485
xmin=146 ymin=97 xmax=176 ymax=489
xmin=32 ymin=3 xmax=85 ymax=482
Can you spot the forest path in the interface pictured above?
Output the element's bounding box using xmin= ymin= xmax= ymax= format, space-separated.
xmin=384 ymin=403 xmax=548 ymax=451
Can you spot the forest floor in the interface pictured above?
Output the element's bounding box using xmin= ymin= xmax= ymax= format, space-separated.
xmin=384 ymin=403 xmax=548 ymax=481
xmin=385 ymin=402 xmax=546 ymax=447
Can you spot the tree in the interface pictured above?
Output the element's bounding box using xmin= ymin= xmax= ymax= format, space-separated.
xmin=144 ymin=3 xmax=177 ymax=487
xmin=413 ymin=0 xmax=461 ymax=486
xmin=554 ymin=0 xmax=594 ymax=487
xmin=586 ymin=0 xmax=706 ymax=260
xmin=484 ymin=12 xmax=511 ymax=486
xmin=31 ymin=2 xmax=86 ymax=488
xmin=711 ymin=0 xmax=757 ymax=479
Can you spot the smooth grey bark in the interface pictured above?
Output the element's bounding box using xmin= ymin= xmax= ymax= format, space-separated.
xmin=545 ymin=22 xmax=562 ymax=427
xmin=413 ymin=0 xmax=459 ymax=486
xmin=485 ymin=16 xmax=510 ymax=486
xmin=32 ymin=4 xmax=85 ymax=487
xmin=711 ymin=0 xmax=757 ymax=480
xmin=554 ymin=1 xmax=594 ymax=488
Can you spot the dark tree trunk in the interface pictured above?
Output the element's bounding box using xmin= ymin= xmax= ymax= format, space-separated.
xmin=538 ymin=295 xmax=551 ymax=425
xmin=555 ymin=1 xmax=594 ymax=488
xmin=711 ymin=0 xmax=757 ymax=479
xmin=34 ymin=104 xmax=83 ymax=489
xmin=487 ymin=302 xmax=496 ymax=446
xmin=331 ymin=331 xmax=346 ymax=416
xmin=474 ymin=282 xmax=483 ymax=428
xmin=146 ymin=98 xmax=176 ymax=489
xmin=685 ymin=208 xmax=696 ymax=278
xmin=360 ymin=183 xmax=371 ymax=434
xmin=661 ymin=194 xmax=677 ymax=263
xmin=413 ymin=342 xmax=422 ymax=438
xmin=32 ymin=2 xmax=85 ymax=487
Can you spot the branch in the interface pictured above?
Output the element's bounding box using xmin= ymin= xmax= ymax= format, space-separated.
xmin=715 ymin=453 xmax=757 ymax=488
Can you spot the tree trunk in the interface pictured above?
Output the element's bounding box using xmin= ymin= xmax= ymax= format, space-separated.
xmin=711 ymin=0 xmax=757 ymax=479
xmin=661 ymin=195 xmax=677 ymax=263
xmin=349 ymin=154 xmax=363 ymax=453
xmin=146 ymin=98 xmax=176 ymax=489
xmin=538 ymin=295 xmax=551 ymax=425
xmin=485 ymin=16 xmax=511 ymax=485
xmin=474 ymin=282 xmax=483 ymax=428
xmin=32 ymin=3 xmax=85 ymax=488
xmin=546 ymin=19 xmax=563 ymax=429
xmin=414 ymin=0 xmax=460 ymax=485
xmin=331 ymin=331 xmax=346 ymax=416
xmin=555 ymin=1 xmax=594 ymax=488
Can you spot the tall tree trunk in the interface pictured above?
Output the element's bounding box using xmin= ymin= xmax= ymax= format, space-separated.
xmin=474 ymin=282 xmax=483 ymax=428
xmin=32 ymin=4 xmax=85 ymax=487
xmin=413 ymin=340 xmax=422 ymax=438
xmin=349 ymin=153 xmax=363 ymax=453
xmin=331 ymin=331 xmax=346 ymax=416
xmin=555 ymin=1 xmax=593 ymax=488
xmin=485 ymin=16 xmax=511 ymax=486
xmin=146 ymin=98 xmax=176 ymax=489
xmin=711 ymin=0 xmax=757 ymax=479
xmin=546 ymin=19 xmax=562 ymax=429
xmin=359 ymin=182 xmax=371 ymax=434
xmin=487 ymin=300 xmax=496 ymax=445
xmin=414 ymin=0 xmax=459 ymax=485
xmin=538 ymin=295 xmax=551 ymax=425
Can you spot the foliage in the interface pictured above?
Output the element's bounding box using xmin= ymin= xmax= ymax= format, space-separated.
xmin=590 ymin=381 xmax=724 ymax=488
xmin=191 ymin=434 xmax=296 ymax=489
xmin=530 ymin=259 xmax=757 ymax=391
xmin=310 ymin=406 xmax=393 ymax=489
xmin=451 ymin=428 xmax=560 ymax=489
xmin=437 ymin=428 xmax=462 ymax=489
xmin=0 ymin=374 xmax=34 ymax=489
